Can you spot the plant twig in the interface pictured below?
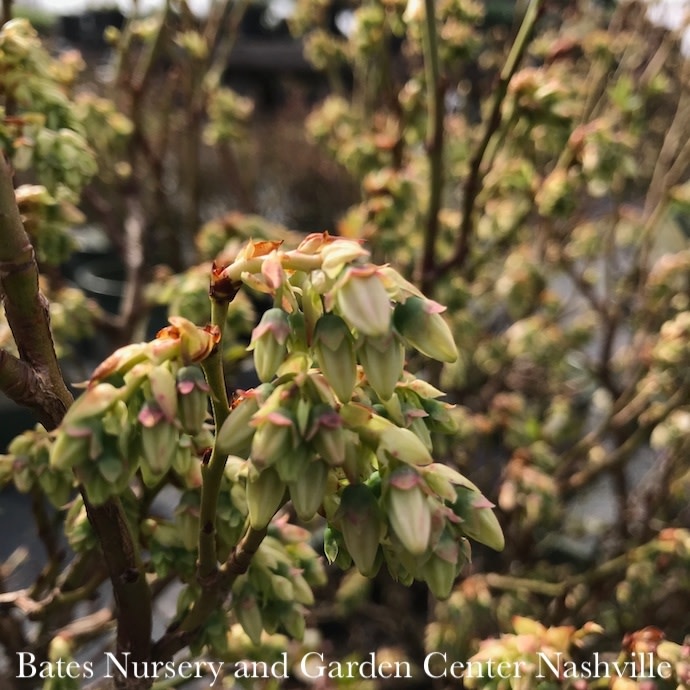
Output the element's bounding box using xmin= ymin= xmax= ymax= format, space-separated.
xmin=152 ymin=525 xmax=267 ymax=662
xmin=436 ymin=0 xmax=544 ymax=280
xmin=197 ymin=299 xmax=231 ymax=581
xmin=0 ymin=156 xmax=73 ymax=427
xmin=1 ymin=156 xmax=153 ymax=689
xmin=418 ymin=0 xmax=445 ymax=296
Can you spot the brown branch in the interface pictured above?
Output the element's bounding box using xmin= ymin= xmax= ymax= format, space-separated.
xmin=418 ymin=0 xmax=445 ymax=296
xmin=81 ymin=496 xmax=151 ymax=689
xmin=0 ymin=156 xmax=73 ymax=428
xmin=1 ymin=0 xmax=10 ymax=25
xmin=1 ymin=156 xmax=153 ymax=689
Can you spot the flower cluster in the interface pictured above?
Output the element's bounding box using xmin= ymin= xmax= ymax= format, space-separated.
xmin=213 ymin=234 xmax=503 ymax=598
xmin=47 ymin=317 xmax=219 ymax=504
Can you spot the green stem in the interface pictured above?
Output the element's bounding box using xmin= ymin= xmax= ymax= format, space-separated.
xmin=197 ymin=299 xmax=231 ymax=581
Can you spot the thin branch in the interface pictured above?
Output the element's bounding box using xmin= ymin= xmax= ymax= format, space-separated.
xmin=1 ymin=156 xmax=153 ymax=689
xmin=435 ymin=0 xmax=544 ymax=280
xmin=152 ymin=524 xmax=267 ymax=662
xmin=0 ymin=156 xmax=73 ymax=428
xmin=418 ymin=0 xmax=445 ymax=296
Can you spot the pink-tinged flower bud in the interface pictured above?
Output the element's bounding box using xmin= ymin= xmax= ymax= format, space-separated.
xmin=393 ymin=297 xmax=458 ymax=363
xmin=422 ymin=535 xmax=462 ymax=600
xmin=320 ymin=238 xmax=369 ymax=278
xmin=295 ymin=230 xmax=337 ymax=255
xmin=247 ymin=467 xmax=286 ymax=529
xmin=308 ymin=406 xmax=346 ymax=466
xmin=334 ymin=266 xmax=392 ymax=337
xmin=288 ymin=459 xmax=328 ymax=521
xmin=387 ymin=467 xmax=432 ymax=556
xmin=147 ymin=366 xmax=178 ymax=421
xmin=358 ymin=333 xmax=404 ymax=400
xmin=236 ymin=592 xmax=264 ymax=646
xmin=249 ymin=308 xmax=290 ymax=382
xmin=138 ymin=401 xmax=178 ymax=477
xmin=50 ymin=425 xmax=92 ymax=470
xmin=216 ymin=386 xmax=272 ymax=456
xmin=338 ymin=484 xmax=384 ymax=576
xmin=378 ymin=426 xmax=433 ymax=466
xmin=158 ymin=317 xmax=221 ymax=364
xmin=453 ymin=488 xmax=505 ymax=552
xmin=251 ymin=410 xmax=296 ymax=470
xmin=176 ymin=366 xmax=210 ymax=435
xmin=62 ymin=383 xmax=121 ymax=426
xmin=89 ymin=343 xmax=149 ymax=383
xmin=312 ymin=314 xmax=357 ymax=402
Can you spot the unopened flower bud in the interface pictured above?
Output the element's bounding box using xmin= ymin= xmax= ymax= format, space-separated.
xmin=251 ymin=410 xmax=296 ymax=470
xmin=335 ymin=266 xmax=391 ymax=337
xmin=176 ymin=366 xmax=210 ymax=434
xmin=216 ymin=385 xmax=272 ymax=456
xmin=159 ymin=316 xmax=220 ymax=363
xmin=62 ymin=383 xmax=121 ymax=426
xmin=247 ymin=467 xmax=286 ymax=529
xmin=378 ymin=425 xmax=433 ymax=466
xmin=394 ymin=297 xmax=458 ymax=363
xmin=249 ymin=308 xmax=290 ymax=382
xmin=175 ymin=503 xmax=200 ymax=551
xmin=312 ymin=314 xmax=357 ymax=402
xmin=50 ymin=425 xmax=92 ymax=470
xmin=270 ymin=573 xmax=294 ymax=601
xmin=281 ymin=607 xmax=306 ymax=640
xmin=358 ymin=333 xmax=404 ymax=400
xmin=387 ymin=467 xmax=432 ymax=556
xmin=288 ymin=459 xmax=328 ymax=521
xmin=309 ymin=406 xmax=346 ymax=466
xmin=422 ymin=535 xmax=461 ymax=599
xmin=48 ymin=635 xmax=73 ymax=663
xmin=139 ymin=402 xmax=178 ymax=477
xmin=338 ymin=484 xmax=384 ymax=576
xmin=236 ymin=592 xmax=264 ymax=646
xmin=462 ymin=492 xmax=505 ymax=552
